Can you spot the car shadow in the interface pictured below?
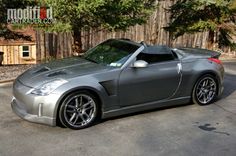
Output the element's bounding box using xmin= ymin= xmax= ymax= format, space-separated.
xmin=98 ymin=103 xmax=192 ymax=125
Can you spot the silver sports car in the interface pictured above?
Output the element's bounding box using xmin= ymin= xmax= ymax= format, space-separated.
xmin=11 ymin=39 xmax=224 ymax=129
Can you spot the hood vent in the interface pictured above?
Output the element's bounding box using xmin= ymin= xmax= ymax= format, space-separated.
xmin=34 ymin=67 xmax=50 ymax=74
xmin=47 ymin=71 xmax=67 ymax=77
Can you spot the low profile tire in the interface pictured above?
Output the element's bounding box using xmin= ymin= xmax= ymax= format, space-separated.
xmin=59 ymin=91 xmax=99 ymax=130
xmin=192 ymin=75 xmax=218 ymax=105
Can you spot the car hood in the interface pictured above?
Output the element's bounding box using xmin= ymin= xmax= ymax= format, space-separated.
xmin=17 ymin=57 xmax=110 ymax=87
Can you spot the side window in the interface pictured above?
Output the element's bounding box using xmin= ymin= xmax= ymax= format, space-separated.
xmin=22 ymin=46 xmax=30 ymax=58
xmin=136 ymin=53 xmax=174 ymax=64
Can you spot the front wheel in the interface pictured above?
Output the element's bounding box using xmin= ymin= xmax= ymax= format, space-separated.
xmin=192 ymin=75 xmax=218 ymax=105
xmin=59 ymin=91 xmax=98 ymax=130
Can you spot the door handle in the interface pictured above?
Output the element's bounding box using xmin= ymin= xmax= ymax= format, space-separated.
xmin=177 ymin=63 xmax=182 ymax=74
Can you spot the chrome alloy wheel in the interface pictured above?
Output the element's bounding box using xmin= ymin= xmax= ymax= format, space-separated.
xmin=61 ymin=93 xmax=97 ymax=129
xmin=195 ymin=77 xmax=217 ymax=104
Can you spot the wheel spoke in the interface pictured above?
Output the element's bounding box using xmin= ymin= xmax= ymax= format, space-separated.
xmin=198 ymin=92 xmax=204 ymax=99
xmin=80 ymin=96 xmax=83 ymax=106
xmin=207 ymin=92 xmax=212 ymax=100
xmin=199 ymin=83 xmax=203 ymax=88
xmin=202 ymin=81 xmax=206 ymax=87
xmin=210 ymin=82 xmax=215 ymax=87
xmin=80 ymin=114 xmax=86 ymax=123
xmin=83 ymin=101 xmax=94 ymax=110
xmin=203 ymin=94 xmax=207 ymax=103
xmin=197 ymin=89 xmax=203 ymax=95
xmin=83 ymin=112 xmax=90 ymax=119
xmin=69 ymin=113 xmax=76 ymax=122
xmin=66 ymin=109 xmax=75 ymax=113
xmin=67 ymin=105 xmax=76 ymax=109
xmin=84 ymin=105 xmax=94 ymax=111
xmin=83 ymin=101 xmax=92 ymax=107
xmin=75 ymin=97 xmax=79 ymax=108
xmin=209 ymin=88 xmax=215 ymax=92
xmin=73 ymin=114 xmax=80 ymax=125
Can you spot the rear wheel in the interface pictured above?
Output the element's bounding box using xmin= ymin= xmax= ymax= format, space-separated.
xmin=192 ymin=75 xmax=218 ymax=105
xmin=59 ymin=91 xmax=98 ymax=130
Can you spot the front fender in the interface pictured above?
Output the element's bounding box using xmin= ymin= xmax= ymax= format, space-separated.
xmin=51 ymin=76 xmax=114 ymax=121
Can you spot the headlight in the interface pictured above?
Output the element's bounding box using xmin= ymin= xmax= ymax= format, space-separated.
xmin=31 ymin=79 xmax=68 ymax=96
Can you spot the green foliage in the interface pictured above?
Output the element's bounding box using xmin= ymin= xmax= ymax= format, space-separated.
xmin=43 ymin=0 xmax=156 ymax=32
xmin=165 ymin=0 xmax=236 ymax=49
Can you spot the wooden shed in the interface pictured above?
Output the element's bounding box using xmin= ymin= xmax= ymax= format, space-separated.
xmin=0 ymin=27 xmax=37 ymax=65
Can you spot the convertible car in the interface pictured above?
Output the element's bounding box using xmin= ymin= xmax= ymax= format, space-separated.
xmin=11 ymin=39 xmax=224 ymax=129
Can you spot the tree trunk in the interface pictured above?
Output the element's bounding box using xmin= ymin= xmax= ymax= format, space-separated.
xmin=207 ymin=30 xmax=214 ymax=50
xmin=72 ymin=28 xmax=82 ymax=54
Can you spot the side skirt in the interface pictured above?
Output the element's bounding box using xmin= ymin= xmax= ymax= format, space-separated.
xmin=102 ymin=96 xmax=191 ymax=119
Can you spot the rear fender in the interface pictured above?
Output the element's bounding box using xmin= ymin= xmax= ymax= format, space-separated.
xmin=173 ymin=59 xmax=223 ymax=98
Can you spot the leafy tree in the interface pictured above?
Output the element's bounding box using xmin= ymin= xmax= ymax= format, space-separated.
xmin=0 ymin=0 xmax=35 ymax=40
xmin=43 ymin=0 xmax=156 ymax=52
xmin=165 ymin=0 xmax=236 ymax=50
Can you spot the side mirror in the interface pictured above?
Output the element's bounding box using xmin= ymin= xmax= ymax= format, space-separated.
xmin=133 ymin=60 xmax=148 ymax=68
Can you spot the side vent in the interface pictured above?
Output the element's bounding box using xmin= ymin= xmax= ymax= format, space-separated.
xmin=99 ymin=80 xmax=116 ymax=96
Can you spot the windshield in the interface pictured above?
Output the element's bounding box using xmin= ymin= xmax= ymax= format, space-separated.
xmin=83 ymin=39 xmax=140 ymax=67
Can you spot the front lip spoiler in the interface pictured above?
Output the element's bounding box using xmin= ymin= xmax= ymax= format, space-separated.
xmin=11 ymin=98 xmax=56 ymax=126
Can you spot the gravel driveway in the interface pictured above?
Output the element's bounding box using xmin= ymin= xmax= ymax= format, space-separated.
xmin=0 ymin=65 xmax=35 ymax=81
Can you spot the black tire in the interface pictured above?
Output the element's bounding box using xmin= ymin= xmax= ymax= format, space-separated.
xmin=192 ymin=75 xmax=218 ymax=105
xmin=59 ymin=91 xmax=99 ymax=130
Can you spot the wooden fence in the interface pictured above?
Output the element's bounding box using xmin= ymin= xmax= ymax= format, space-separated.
xmin=36 ymin=0 xmax=235 ymax=62
xmin=36 ymin=31 xmax=73 ymax=63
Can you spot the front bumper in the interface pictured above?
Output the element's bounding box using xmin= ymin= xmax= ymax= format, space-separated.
xmin=11 ymin=98 xmax=56 ymax=126
xmin=11 ymin=80 xmax=61 ymax=126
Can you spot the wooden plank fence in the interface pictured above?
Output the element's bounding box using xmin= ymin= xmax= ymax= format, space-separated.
xmin=36 ymin=31 xmax=73 ymax=63
xmin=36 ymin=0 xmax=235 ymax=62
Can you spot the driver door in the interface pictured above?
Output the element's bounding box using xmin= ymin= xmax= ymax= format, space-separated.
xmin=118 ymin=53 xmax=181 ymax=107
